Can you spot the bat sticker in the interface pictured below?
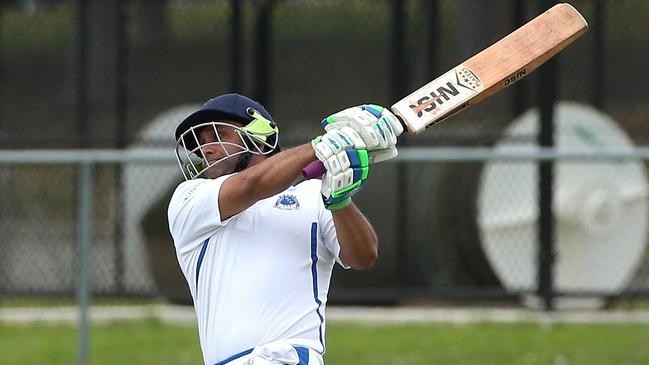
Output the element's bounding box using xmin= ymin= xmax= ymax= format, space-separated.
xmin=408 ymin=66 xmax=482 ymax=118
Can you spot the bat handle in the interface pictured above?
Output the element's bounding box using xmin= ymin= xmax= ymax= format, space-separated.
xmin=302 ymin=160 xmax=326 ymax=179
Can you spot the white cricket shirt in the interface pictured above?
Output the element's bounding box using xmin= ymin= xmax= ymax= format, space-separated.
xmin=167 ymin=175 xmax=346 ymax=365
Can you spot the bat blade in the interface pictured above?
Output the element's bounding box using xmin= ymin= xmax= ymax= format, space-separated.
xmin=391 ymin=3 xmax=587 ymax=133
xmin=303 ymin=3 xmax=587 ymax=179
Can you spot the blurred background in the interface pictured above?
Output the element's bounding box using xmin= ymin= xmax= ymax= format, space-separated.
xmin=1 ymin=0 xmax=649 ymax=313
xmin=3 ymin=1 xmax=649 ymax=364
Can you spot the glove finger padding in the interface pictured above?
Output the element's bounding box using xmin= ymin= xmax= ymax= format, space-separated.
xmin=320 ymin=104 xmax=402 ymax=163
xmin=312 ymin=128 xmax=365 ymax=175
xmin=371 ymin=115 xmax=398 ymax=149
xmin=369 ymin=146 xmax=398 ymax=164
xmin=322 ymin=108 xmax=382 ymax=149
xmin=364 ymin=104 xmax=404 ymax=137
xmin=320 ymin=148 xmax=370 ymax=211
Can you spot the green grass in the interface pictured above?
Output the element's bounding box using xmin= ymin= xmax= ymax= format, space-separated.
xmin=327 ymin=322 xmax=649 ymax=365
xmin=0 ymin=319 xmax=200 ymax=365
xmin=1 ymin=320 xmax=648 ymax=365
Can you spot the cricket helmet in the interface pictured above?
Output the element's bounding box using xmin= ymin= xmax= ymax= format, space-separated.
xmin=174 ymin=93 xmax=280 ymax=179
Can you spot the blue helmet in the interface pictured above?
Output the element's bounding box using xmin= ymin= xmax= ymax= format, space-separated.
xmin=174 ymin=94 xmax=280 ymax=179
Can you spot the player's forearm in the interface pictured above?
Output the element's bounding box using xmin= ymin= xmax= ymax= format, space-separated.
xmin=243 ymin=143 xmax=316 ymax=199
xmin=332 ymin=203 xmax=378 ymax=270
xmin=219 ymin=144 xmax=316 ymax=220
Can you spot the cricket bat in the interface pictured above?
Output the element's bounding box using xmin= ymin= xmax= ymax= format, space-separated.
xmin=303 ymin=3 xmax=588 ymax=179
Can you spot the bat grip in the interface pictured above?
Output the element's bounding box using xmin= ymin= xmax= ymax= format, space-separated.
xmin=302 ymin=160 xmax=326 ymax=179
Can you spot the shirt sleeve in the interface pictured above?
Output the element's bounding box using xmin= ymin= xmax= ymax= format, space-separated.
xmin=318 ymin=201 xmax=351 ymax=269
xmin=167 ymin=176 xmax=233 ymax=254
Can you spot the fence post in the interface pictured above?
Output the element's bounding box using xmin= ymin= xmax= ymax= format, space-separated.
xmin=254 ymin=0 xmax=275 ymax=108
xmin=230 ymin=0 xmax=243 ymax=92
xmin=76 ymin=162 xmax=95 ymax=365
xmin=392 ymin=0 xmax=410 ymax=286
xmin=0 ymin=5 xmax=3 ymax=138
xmin=76 ymin=0 xmax=89 ymax=148
xmin=512 ymin=0 xmax=528 ymax=116
xmin=114 ymin=0 xmax=128 ymax=295
xmin=592 ymin=0 xmax=606 ymax=109
xmin=537 ymin=0 xmax=557 ymax=312
xmin=425 ymin=0 xmax=439 ymax=79
xmin=75 ymin=2 xmax=92 ymax=360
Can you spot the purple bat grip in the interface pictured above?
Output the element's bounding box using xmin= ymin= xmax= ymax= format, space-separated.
xmin=302 ymin=160 xmax=327 ymax=179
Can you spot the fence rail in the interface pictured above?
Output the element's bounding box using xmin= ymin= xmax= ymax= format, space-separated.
xmin=4 ymin=147 xmax=649 ymax=164
xmin=2 ymin=146 xmax=648 ymax=306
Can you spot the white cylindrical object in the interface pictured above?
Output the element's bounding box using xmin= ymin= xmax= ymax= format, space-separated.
xmin=478 ymin=102 xmax=648 ymax=307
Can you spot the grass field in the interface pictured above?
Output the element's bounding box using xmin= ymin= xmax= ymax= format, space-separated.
xmin=2 ymin=319 xmax=648 ymax=365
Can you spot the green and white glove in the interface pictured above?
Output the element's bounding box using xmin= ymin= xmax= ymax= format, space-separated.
xmin=312 ymin=128 xmax=370 ymax=210
xmin=320 ymin=104 xmax=403 ymax=163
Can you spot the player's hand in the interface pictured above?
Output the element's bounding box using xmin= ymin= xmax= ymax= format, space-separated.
xmin=321 ymin=104 xmax=403 ymax=163
xmin=312 ymin=128 xmax=370 ymax=210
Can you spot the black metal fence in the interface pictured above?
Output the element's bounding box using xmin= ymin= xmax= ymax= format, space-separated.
xmin=1 ymin=0 xmax=648 ymax=309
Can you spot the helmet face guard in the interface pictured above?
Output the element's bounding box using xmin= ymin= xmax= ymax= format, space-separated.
xmin=175 ymin=108 xmax=279 ymax=180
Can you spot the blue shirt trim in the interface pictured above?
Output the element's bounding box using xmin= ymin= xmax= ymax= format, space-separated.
xmin=310 ymin=222 xmax=325 ymax=350
xmin=213 ymin=346 xmax=309 ymax=365
xmin=196 ymin=238 xmax=210 ymax=292
xmin=296 ymin=346 xmax=310 ymax=364
xmin=213 ymin=347 xmax=253 ymax=365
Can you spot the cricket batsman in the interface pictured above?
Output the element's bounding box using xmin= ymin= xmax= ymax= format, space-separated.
xmin=168 ymin=93 xmax=402 ymax=364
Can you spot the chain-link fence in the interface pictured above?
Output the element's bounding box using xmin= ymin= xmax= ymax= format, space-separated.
xmin=1 ymin=0 xmax=649 ymax=308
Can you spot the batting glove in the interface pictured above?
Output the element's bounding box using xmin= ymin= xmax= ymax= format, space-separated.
xmin=321 ymin=104 xmax=403 ymax=163
xmin=312 ymin=128 xmax=370 ymax=210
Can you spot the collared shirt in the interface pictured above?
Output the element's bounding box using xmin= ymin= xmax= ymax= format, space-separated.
xmin=168 ymin=175 xmax=345 ymax=365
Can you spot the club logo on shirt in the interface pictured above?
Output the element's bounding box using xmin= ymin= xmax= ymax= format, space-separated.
xmin=274 ymin=194 xmax=300 ymax=210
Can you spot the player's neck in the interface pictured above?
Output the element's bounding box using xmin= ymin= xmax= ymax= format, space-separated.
xmin=247 ymin=154 xmax=267 ymax=168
